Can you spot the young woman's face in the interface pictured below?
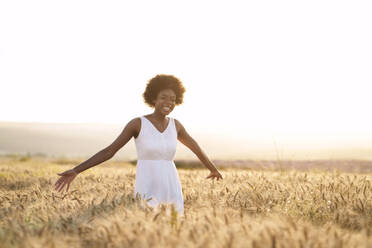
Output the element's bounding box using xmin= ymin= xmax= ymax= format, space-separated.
xmin=153 ymin=89 xmax=177 ymax=115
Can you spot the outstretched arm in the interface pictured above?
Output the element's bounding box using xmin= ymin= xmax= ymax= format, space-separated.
xmin=175 ymin=119 xmax=223 ymax=180
xmin=54 ymin=118 xmax=140 ymax=192
xmin=72 ymin=118 xmax=139 ymax=174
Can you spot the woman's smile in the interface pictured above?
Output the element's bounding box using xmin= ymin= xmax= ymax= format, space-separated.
xmin=154 ymin=89 xmax=177 ymax=115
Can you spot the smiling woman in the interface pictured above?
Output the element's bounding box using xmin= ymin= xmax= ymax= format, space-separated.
xmin=54 ymin=74 xmax=223 ymax=215
xmin=142 ymin=74 xmax=186 ymax=108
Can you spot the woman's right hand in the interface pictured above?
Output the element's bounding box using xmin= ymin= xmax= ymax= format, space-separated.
xmin=54 ymin=169 xmax=78 ymax=193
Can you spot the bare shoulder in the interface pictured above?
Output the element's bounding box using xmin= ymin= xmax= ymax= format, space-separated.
xmin=126 ymin=117 xmax=141 ymax=138
xmin=173 ymin=118 xmax=186 ymax=134
xmin=125 ymin=117 xmax=141 ymax=128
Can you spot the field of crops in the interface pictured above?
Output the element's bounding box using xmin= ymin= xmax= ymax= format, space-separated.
xmin=0 ymin=157 xmax=371 ymax=247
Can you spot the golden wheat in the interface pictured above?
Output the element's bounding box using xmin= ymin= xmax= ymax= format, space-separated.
xmin=0 ymin=158 xmax=371 ymax=247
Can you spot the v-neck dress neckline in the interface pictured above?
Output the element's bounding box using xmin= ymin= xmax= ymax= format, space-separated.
xmin=143 ymin=116 xmax=170 ymax=134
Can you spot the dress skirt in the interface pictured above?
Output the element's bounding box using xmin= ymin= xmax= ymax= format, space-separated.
xmin=134 ymin=159 xmax=184 ymax=214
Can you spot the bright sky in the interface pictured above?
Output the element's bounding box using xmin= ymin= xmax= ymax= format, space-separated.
xmin=1 ymin=0 xmax=372 ymax=150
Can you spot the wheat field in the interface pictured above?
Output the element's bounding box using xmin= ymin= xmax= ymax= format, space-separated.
xmin=0 ymin=157 xmax=371 ymax=248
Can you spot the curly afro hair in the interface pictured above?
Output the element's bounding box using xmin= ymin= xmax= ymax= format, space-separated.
xmin=143 ymin=74 xmax=186 ymax=107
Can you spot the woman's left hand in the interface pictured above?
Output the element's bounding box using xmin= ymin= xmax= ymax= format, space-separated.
xmin=206 ymin=170 xmax=223 ymax=181
xmin=54 ymin=169 xmax=78 ymax=193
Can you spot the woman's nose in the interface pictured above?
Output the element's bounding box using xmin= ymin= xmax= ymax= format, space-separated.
xmin=165 ymin=99 xmax=173 ymax=105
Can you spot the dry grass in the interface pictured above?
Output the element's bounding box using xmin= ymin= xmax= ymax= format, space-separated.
xmin=0 ymin=158 xmax=371 ymax=247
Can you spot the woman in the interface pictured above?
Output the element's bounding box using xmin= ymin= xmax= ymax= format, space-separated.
xmin=54 ymin=74 xmax=223 ymax=214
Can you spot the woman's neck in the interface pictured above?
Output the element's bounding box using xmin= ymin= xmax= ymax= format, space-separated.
xmin=151 ymin=110 xmax=167 ymax=121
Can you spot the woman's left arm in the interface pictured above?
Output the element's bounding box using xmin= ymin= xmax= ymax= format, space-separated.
xmin=175 ymin=119 xmax=223 ymax=180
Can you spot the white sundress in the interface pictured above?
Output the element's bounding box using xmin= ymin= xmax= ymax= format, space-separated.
xmin=133 ymin=116 xmax=184 ymax=214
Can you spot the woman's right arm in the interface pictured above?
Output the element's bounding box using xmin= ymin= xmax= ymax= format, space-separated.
xmin=54 ymin=118 xmax=140 ymax=192
xmin=72 ymin=118 xmax=140 ymax=174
